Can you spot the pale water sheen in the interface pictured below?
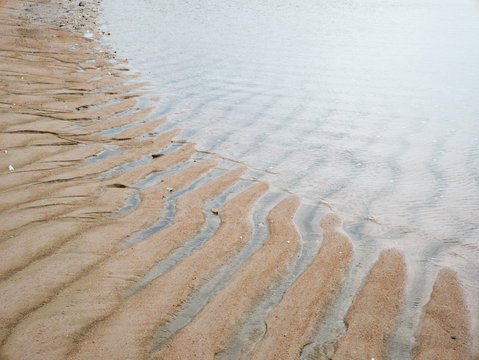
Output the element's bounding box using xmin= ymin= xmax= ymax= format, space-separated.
xmin=101 ymin=0 xmax=479 ymax=354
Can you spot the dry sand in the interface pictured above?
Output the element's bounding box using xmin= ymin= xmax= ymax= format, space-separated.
xmin=0 ymin=0 xmax=475 ymax=359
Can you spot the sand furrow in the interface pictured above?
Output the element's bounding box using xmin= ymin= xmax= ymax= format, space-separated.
xmin=0 ymin=182 xmax=99 ymax=221
xmin=332 ymin=249 xmax=406 ymax=360
xmin=72 ymin=106 xmax=155 ymax=135
xmin=4 ymin=144 xmax=103 ymax=174
xmin=3 ymin=118 xmax=74 ymax=134
xmin=39 ymin=144 xmax=104 ymax=163
xmin=7 ymin=178 xmax=261 ymax=360
xmin=413 ymin=268 xmax=472 ymax=360
xmin=36 ymin=129 xmax=180 ymax=183
xmin=111 ymin=117 xmax=166 ymax=140
xmin=0 ymin=144 xmax=195 ymax=242
xmin=0 ymin=132 xmax=75 ymax=149
xmin=149 ymin=195 xmax=300 ymax=359
xmin=66 ymin=74 xmax=141 ymax=93
xmin=69 ymin=181 xmax=266 ymax=360
xmin=51 ymin=97 xmax=140 ymax=122
xmin=96 ymin=82 xmax=150 ymax=96
xmin=0 ymin=113 xmax=47 ymax=132
xmin=0 ymin=145 xmax=76 ymax=171
xmin=1 ymin=93 xmax=137 ymax=116
xmin=101 ymin=144 xmax=197 ymax=186
xmin=0 ymin=159 xmax=214 ymax=346
xmin=117 ymin=166 xmax=245 ymax=248
xmin=0 ymin=220 xmax=88 ymax=279
xmin=0 ymin=128 xmax=180 ymax=191
xmin=0 ymin=153 xmax=206 ymax=269
xmin=0 ymin=186 xmax=133 ymax=235
xmin=250 ymin=213 xmax=353 ymax=360
xmin=0 ymin=143 xmax=196 ymax=238
xmin=0 ymin=72 xmax=122 ymax=96
xmin=0 ymin=142 xmax=194 ymax=217
xmin=0 ymin=161 xmax=219 ymax=360
xmin=0 ymin=54 xmax=84 ymax=76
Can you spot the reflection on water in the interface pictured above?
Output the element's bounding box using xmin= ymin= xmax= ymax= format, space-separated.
xmin=101 ymin=0 xmax=479 ymax=354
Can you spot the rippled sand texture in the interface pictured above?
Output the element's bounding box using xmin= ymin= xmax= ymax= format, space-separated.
xmin=0 ymin=0 xmax=477 ymax=359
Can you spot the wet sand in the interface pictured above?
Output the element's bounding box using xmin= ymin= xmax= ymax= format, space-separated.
xmin=0 ymin=0 xmax=476 ymax=359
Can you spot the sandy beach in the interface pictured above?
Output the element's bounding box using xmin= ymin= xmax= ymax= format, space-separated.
xmin=0 ymin=0 xmax=476 ymax=359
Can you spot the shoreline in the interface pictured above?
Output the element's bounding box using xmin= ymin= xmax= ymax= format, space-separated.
xmin=0 ymin=0 xmax=476 ymax=359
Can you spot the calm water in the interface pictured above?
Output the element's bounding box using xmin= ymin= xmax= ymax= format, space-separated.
xmin=101 ymin=0 xmax=479 ymax=354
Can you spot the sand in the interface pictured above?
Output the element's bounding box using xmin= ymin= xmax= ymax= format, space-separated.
xmin=0 ymin=0 xmax=475 ymax=359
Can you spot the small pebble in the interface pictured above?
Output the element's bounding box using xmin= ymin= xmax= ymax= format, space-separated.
xmin=211 ymin=209 xmax=219 ymax=216
xmin=79 ymin=1 xmax=85 ymax=6
xmin=450 ymin=335 xmax=457 ymax=340
xmin=9 ymin=165 xmax=14 ymax=171
xmin=166 ymin=187 xmax=174 ymax=192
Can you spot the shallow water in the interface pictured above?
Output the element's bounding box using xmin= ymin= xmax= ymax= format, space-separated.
xmin=101 ymin=0 xmax=479 ymax=354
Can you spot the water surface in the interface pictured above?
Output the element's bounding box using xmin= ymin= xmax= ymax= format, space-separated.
xmin=101 ymin=0 xmax=479 ymax=354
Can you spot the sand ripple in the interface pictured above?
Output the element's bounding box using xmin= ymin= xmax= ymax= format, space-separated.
xmin=0 ymin=0 xmax=475 ymax=359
